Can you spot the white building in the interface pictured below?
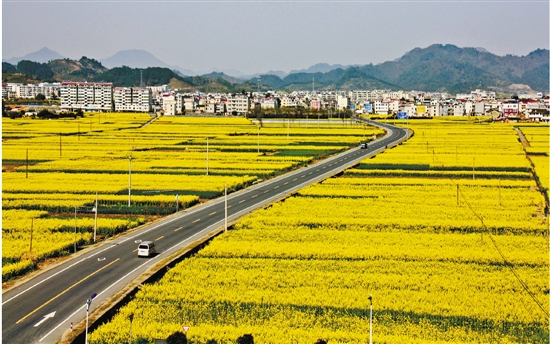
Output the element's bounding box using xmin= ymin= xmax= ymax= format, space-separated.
xmin=337 ymin=95 xmax=349 ymax=110
xmin=374 ymin=100 xmax=389 ymax=114
xmin=2 ymin=82 xmax=61 ymax=99
xmin=280 ymin=96 xmax=297 ymax=108
xmin=349 ymin=90 xmax=369 ymax=103
xmin=226 ymin=95 xmax=250 ymax=115
xmin=60 ymin=82 xmax=113 ymax=111
xmin=162 ymin=94 xmax=177 ymax=116
xmin=113 ymin=87 xmax=152 ymax=112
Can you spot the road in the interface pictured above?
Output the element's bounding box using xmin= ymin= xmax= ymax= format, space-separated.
xmin=2 ymin=120 xmax=409 ymax=344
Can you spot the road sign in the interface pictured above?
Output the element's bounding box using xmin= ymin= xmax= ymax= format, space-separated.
xmin=182 ymin=325 xmax=190 ymax=332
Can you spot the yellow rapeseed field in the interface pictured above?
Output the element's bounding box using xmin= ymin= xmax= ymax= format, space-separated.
xmin=89 ymin=118 xmax=549 ymax=343
xmin=2 ymin=113 xmax=379 ymax=280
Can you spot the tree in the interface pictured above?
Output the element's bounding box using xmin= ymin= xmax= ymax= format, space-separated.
xmin=166 ymin=331 xmax=187 ymax=344
xmin=236 ymin=334 xmax=254 ymax=344
xmin=37 ymin=109 xmax=55 ymax=119
xmin=35 ymin=93 xmax=46 ymax=101
xmin=314 ymin=340 xmax=328 ymax=344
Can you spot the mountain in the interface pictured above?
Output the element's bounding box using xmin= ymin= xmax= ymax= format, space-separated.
xmin=3 ymin=47 xmax=65 ymax=65
xmin=359 ymin=44 xmax=549 ymax=93
xmin=2 ymin=44 xmax=548 ymax=93
xmin=100 ymin=49 xmax=173 ymax=69
xmin=48 ymin=57 xmax=108 ymax=81
xmin=100 ymin=49 xmax=199 ymax=76
xmin=201 ymin=72 xmax=245 ymax=84
xmin=289 ymin=63 xmax=352 ymax=75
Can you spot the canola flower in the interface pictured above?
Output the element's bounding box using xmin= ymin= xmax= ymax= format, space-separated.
xmin=89 ymin=119 xmax=549 ymax=343
xmin=2 ymin=115 xmax=379 ymax=280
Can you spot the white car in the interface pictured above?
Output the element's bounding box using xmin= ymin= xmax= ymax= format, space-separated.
xmin=137 ymin=241 xmax=156 ymax=257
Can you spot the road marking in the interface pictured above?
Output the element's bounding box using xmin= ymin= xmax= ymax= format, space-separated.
xmin=284 ymin=182 xmax=289 ymax=185
xmin=301 ymin=175 xmax=305 ymax=178
xmin=155 ymin=236 xmax=164 ymax=241
xmin=16 ymin=258 xmax=120 ymax=324
xmin=309 ymin=172 xmax=312 ymax=175
xmin=239 ymin=200 xmax=245 ymax=204
xmin=274 ymin=186 xmax=279 ymax=189
xmin=227 ymin=205 xmax=232 ymax=209
xmin=174 ymin=226 xmax=183 ymax=232
xmin=133 ymin=249 xmax=137 ymax=252
xmin=316 ymin=169 xmax=320 ymax=171
xmin=329 ymin=164 xmax=332 ymax=166
xmin=33 ymin=311 xmax=56 ymax=328
xmin=293 ymin=178 xmax=298 ymax=181
xmin=193 ymin=219 xmax=200 ymax=223
xmin=209 ymin=211 xmax=216 ymax=216
xmin=252 ymin=194 xmax=258 ymax=198
xmin=264 ymin=190 xmax=269 ymax=193
xmin=323 ymin=166 xmax=326 ymax=169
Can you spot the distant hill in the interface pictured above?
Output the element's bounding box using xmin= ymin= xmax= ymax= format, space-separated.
xmin=289 ymin=63 xmax=352 ymax=75
xmin=3 ymin=47 xmax=65 ymax=65
xmin=48 ymin=57 xmax=108 ymax=81
xmin=2 ymin=44 xmax=548 ymax=93
xmin=253 ymin=44 xmax=549 ymax=93
xmin=361 ymin=44 xmax=549 ymax=93
xmin=93 ymin=66 xmax=235 ymax=92
xmin=202 ymin=72 xmax=245 ymax=85
xmin=100 ymin=49 xmax=172 ymax=69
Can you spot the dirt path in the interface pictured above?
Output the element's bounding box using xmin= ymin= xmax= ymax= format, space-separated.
xmin=514 ymin=127 xmax=530 ymax=147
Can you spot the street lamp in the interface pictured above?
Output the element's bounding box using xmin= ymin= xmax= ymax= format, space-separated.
xmin=368 ymin=294 xmax=373 ymax=344
xmin=85 ymin=293 xmax=97 ymax=344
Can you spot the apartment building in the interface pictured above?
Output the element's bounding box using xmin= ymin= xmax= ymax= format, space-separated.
xmin=373 ymin=100 xmax=389 ymax=114
xmin=226 ymin=94 xmax=250 ymax=115
xmin=162 ymin=94 xmax=177 ymax=116
xmin=60 ymin=82 xmax=113 ymax=111
xmin=2 ymin=82 xmax=61 ymax=99
xmin=337 ymin=95 xmax=349 ymax=110
xmin=113 ymin=87 xmax=152 ymax=112
xmin=349 ymin=90 xmax=370 ymax=103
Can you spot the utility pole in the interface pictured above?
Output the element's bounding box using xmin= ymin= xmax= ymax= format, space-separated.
xmin=128 ymin=155 xmax=132 ymax=207
xmin=498 ymin=179 xmax=501 ymax=206
xmin=74 ymin=207 xmax=77 ymax=253
xmin=473 ymin=157 xmax=475 ymax=181
xmin=224 ymin=184 xmax=227 ymax=232
xmin=93 ymin=192 xmax=98 ymax=242
xmin=30 ymin=218 xmax=33 ymax=253
xmin=206 ymin=137 xmax=209 ymax=175
xmin=287 ymin=118 xmax=290 ymax=140
xmin=368 ymin=294 xmax=373 ymax=344
xmin=26 ymin=148 xmax=29 ymax=179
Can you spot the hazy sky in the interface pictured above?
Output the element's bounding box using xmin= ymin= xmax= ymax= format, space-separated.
xmin=2 ymin=0 xmax=549 ymax=75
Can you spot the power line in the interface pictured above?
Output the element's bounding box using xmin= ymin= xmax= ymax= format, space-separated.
xmin=457 ymin=184 xmax=549 ymax=318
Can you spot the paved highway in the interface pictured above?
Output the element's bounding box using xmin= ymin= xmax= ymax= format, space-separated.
xmin=2 ymin=120 xmax=409 ymax=344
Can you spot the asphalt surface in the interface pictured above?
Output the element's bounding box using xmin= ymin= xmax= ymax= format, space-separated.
xmin=1 ymin=120 xmax=409 ymax=344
